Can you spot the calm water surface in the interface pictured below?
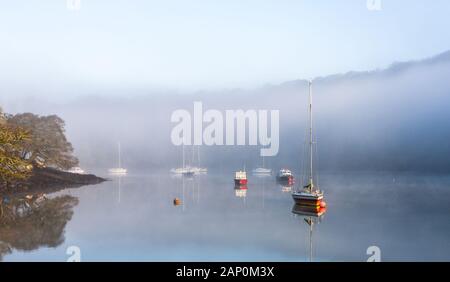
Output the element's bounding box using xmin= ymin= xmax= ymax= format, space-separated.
xmin=2 ymin=171 xmax=450 ymax=261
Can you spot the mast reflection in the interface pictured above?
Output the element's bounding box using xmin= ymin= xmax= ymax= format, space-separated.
xmin=292 ymin=204 xmax=327 ymax=262
xmin=174 ymin=173 xmax=204 ymax=210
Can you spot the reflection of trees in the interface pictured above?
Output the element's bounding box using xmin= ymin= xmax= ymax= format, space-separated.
xmin=0 ymin=195 xmax=78 ymax=261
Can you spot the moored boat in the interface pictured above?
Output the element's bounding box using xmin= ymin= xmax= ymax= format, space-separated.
xmin=171 ymin=144 xmax=207 ymax=176
xmin=292 ymin=187 xmax=324 ymax=207
xmin=292 ymin=80 xmax=325 ymax=206
xmin=182 ymin=168 xmax=195 ymax=177
xmin=276 ymin=168 xmax=294 ymax=184
xmin=252 ymin=167 xmax=272 ymax=176
xmin=108 ymin=167 xmax=128 ymax=175
xmin=170 ymin=167 xmax=187 ymax=174
xmin=108 ymin=142 xmax=128 ymax=175
xmin=234 ymin=170 xmax=247 ymax=186
xmin=67 ymin=166 xmax=86 ymax=174
xmin=252 ymin=156 xmax=272 ymax=176
xmin=191 ymin=167 xmax=208 ymax=174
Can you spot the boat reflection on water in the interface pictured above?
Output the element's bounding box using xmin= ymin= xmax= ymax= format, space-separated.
xmin=292 ymin=204 xmax=327 ymax=217
xmin=280 ymin=184 xmax=293 ymax=193
xmin=292 ymin=204 xmax=327 ymax=262
xmin=234 ymin=185 xmax=248 ymax=198
xmin=0 ymin=193 xmax=78 ymax=261
xmin=112 ymin=175 xmax=123 ymax=204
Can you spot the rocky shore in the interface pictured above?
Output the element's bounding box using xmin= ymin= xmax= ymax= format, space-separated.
xmin=0 ymin=167 xmax=106 ymax=196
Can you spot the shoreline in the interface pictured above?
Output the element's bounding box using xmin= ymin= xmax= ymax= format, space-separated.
xmin=0 ymin=167 xmax=107 ymax=197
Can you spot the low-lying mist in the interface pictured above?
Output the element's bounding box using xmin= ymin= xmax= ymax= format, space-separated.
xmin=2 ymin=51 xmax=450 ymax=174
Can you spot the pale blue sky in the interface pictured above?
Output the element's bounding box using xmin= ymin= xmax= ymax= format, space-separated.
xmin=1 ymin=0 xmax=450 ymax=93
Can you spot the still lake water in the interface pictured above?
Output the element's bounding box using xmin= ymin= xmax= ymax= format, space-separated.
xmin=2 ymin=171 xmax=450 ymax=261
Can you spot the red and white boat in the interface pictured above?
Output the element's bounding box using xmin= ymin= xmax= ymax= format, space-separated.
xmin=234 ymin=170 xmax=248 ymax=186
xmin=292 ymin=186 xmax=324 ymax=207
xmin=292 ymin=80 xmax=325 ymax=207
xmin=276 ymin=168 xmax=294 ymax=184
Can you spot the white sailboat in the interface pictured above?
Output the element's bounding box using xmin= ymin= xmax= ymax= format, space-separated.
xmin=190 ymin=145 xmax=208 ymax=174
xmin=171 ymin=144 xmax=195 ymax=176
xmin=109 ymin=142 xmax=128 ymax=175
xmin=67 ymin=166 xmax=86 ymax=174
xmin=292 ymin=80 xmax=324 ymax=206
xmin=252 ymin=155 xmax=272 ymax=176
xmin=172 ymin=144 xmax=207 ymax=176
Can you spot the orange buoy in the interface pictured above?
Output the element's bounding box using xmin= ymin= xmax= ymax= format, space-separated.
xmin=320 ymin=201 xmax=327 ymax=208
xmin=173 ymin=198 xmax=182 ymax=206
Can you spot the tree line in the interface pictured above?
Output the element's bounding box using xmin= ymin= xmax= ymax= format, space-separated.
xmin=0 ymin=107 xmax=78 ymax=188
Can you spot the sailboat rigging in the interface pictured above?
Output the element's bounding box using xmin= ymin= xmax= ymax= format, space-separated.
xmin=108 ymin=142 xmax=128 ymax=175
xmin=253 ymin=155 xmax=272 ymax=176
xmin=171 ymin=145 xmax=207 ymax=176
xmin=292 ymin=80 xmax=325 ymax=207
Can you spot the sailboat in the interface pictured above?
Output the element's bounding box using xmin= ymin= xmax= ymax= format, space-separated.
xmin=234 ymin=164 xmax=248 ymax=186
xmin=191 ymin=145 xmax=208 ymax=174
xmin=292 ymin=80 xmax=325 ymax=207
xmin=171 ymin=144 xmax=195 ymax=176
xmin=108 ymin=142 xmax=128 ymax=175
xmin=276 ymin=168 xmax=294 ymax=184
xmin=252 ymin=156 xmax=272 ymax=176
xmin=66 ymin=166 xmax=86 ymax=174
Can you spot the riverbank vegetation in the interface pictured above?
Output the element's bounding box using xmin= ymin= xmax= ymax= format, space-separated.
xmin=1 ymin=107 xmax=102 ymax=193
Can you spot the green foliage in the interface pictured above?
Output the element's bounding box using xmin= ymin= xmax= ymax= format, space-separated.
xmin=7 ymin=113 xmax=79 ymax=170
xmin=0 ymin=124 xmax=32 ymax=184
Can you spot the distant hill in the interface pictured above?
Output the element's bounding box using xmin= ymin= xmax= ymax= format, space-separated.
xmin=2 ymin=49 xmax=450 ymax=172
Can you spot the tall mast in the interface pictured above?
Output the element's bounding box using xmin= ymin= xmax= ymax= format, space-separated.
xmin=309 ymin=80 xmax=313 ymax=191
xmin=197 ymin=145 xmax=200 ymax=167
xmin=182 ymin=143 xmax=185 ymax=168
xmin=118 ymin=142 xmax=122 ymax=168
xmin=191 ymin=144 xmax=195 ymax=167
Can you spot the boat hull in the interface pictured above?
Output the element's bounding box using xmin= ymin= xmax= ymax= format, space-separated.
xmin=252 ymin=168 xmax=272 ymax=176
xmin=108 ymin=168 xmax=128 ymax=175
xmin=277 ymin=175 xmax=294 ymax=184
xmin=234 ymin=179 xmax=248 ymax=185
xmin=292 ymin=193 xmax=323 ymax=206
xmin=183 ymin=171 xmax=195 ymax=177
